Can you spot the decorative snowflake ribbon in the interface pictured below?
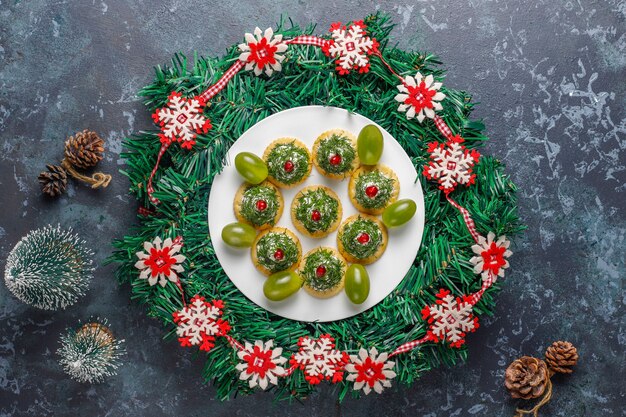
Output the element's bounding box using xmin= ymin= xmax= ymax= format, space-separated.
xmin=151 ymin=92 xmax=211 ymax=150
xmin=395 ymin=72 xmax=445 ymax=122
xmin=173 ymin=296 xmax=230 ymax=351
xmin=345 ymin=347 xmax=396 ymax=394
xmin=238 ymin=27 xmax=287 ymax=77
xmin=424 ymin=135 xmax=481 ymax=194
xmin=134 ymin=236 xmax=185 ymax=287
xmin=421 ymin=289 xmax=479 ymax=348
xmin=322 ymin=20 xmax=379 ymax=75
xmin=235 ymin=340 xmax=287 ymax=390
xmin=290 ymin=334 xmax=349 ymax=384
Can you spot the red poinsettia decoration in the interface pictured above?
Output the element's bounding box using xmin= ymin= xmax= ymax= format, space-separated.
xmin=345 ymin=347 xmax=396 ymax=395
xmin=151 ymin=92 xmax=211 ymax=150
xmin=394 ymin=72 xmax=446 ymax=122
xmin=238 ymin=27 xmax=287 ymax=77
xmin=236 ymin=340 xmax=287 ymax=390
xmin=470 ymin=232 xmax=513 ymax=281
xmin=134 ymin=236 xmax=185 ymax=287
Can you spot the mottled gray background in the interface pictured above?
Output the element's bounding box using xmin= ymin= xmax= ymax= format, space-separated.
xmin=0 ymin=0 xmax=624 ymax=416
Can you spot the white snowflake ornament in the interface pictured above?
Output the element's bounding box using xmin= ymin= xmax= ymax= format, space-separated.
xmin=238 ymin=27 xmax=287 ymax=77
xmin=422 ymin=289 xmax=478 ymax=348
xmin=470 ymin=232 xmax=513 ymax=282
xmin=423 ymin=136 xmax=481 ymax=193
xmin=323 ymin=21 xmax=378 ymax=74
xmin=395 ymin=72 xmax=446 ymax=122
xmin=172 ymin=296 xmax=230 ymax=352
xmin=134 ymin=236 xmax=185 ymax=287
xmin=345 ymin=347 xmax=396 ymax=395
xmin=152 ymin=92 xmax=211 ymax=149
xmin=290 ymin=334 xmax=349 ymax=384
xmin=236 ymin=340 xmax=287 ymax=390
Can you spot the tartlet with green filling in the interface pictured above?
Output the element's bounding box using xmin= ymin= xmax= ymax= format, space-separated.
xmin=312 ymin=129 xmax=360 ymax=179
xmin=251 ymin=227 xmax=302 ymax=276
xmin=299 ymin=247 xmax=347 ymax=298
xmin=234 ymin=181 xmax=284 ymax=230
xmin=290 ymin=185 xmax=342 ymax=238
xmin=336 ymin=214 xmax=388 ymax=265
xmin=348 ymin=165 xmax=399 ymax=214
xmin=263 ymin=138 xmax=312 ymax=188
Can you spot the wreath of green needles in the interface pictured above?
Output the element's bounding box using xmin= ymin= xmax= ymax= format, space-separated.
xmin=111 ymin=13 xmax=523 ymax=400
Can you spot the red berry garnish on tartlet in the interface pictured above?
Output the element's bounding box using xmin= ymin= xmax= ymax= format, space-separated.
xmin=256 ymin=200 xmax=267 ymax=211
xmin=365 ymin=185 xmax=379 ymax=198
xmin=329 ymin=154 xmax=342 ymax=166
xmin=273 ymin=249 xmax=284 ymax=260
xmin=357 ymin=233 xmax=370 ymax=244
xmin=316 ymin=265 xmax=326 ymax=277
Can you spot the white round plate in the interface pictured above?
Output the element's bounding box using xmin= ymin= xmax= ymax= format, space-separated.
xmin=208 ymin=106 xmax=425 ymax=322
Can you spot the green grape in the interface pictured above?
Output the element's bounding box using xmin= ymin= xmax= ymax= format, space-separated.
xmin=357 ymin=124 xmax=384 ymax=165
xmin=382 ymin=199 xmax=417 ymax=228
xmin=344 ymin=264 xmax=370 ymax=304
xmin=235 ymin=152 xmax=268 ymax=184
xmin=263 ymin=270 xmax=302 ymax=301
xmin=221 ymin=222 xmax=257 ymax=248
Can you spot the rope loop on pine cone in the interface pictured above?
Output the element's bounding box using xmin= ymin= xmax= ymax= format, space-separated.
xmin=514 ymin=378 xmax=553 ymax=417
xmin=61 ymin=159 xmax=112 ymax=189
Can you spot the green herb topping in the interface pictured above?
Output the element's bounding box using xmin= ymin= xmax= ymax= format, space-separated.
xmin=295 ymin=188 xmax=339 ymax=233
xmin=266 ymin=142 xmax=310 ymax=185
xmin=240 ymin=184 xmax=279 ymax=226
xmin=340 ymin=217 xmax=383 ymax=259
xmin=316 ymin=134 xmax=356 ymax=174
xmin=302 ymin=248 xmax=344 ymax=292
xmin=354 ymin=170 xmax=395 ymax=209
xmin=255 ymin=232 xmax=299 ymax=273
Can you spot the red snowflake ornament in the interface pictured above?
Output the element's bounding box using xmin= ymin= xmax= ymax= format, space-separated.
xmin=172 ymin=296 xmax=230 ymax=352
xmin=151 ymin=92 xmax=211 ymax=150
xmin=322 ymin=20 xmax=379 ymax=75
xmin=422 ymin=289 xmax=479 ymax=348
xmin=290 ymin=334 xmax=349 ymax=384
xmin=423 ymin=135 xmax=480 ymax=193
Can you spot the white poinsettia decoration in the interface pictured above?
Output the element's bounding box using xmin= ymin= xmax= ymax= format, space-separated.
xmin=470 ymin=232 xmax=513 ymax=281
xmin=236 ymin=340 xmax=287 ymax=389
xmin=238 ymin=27 xmax=287 ymax=77
xmin=394 ymin=72 xmax=446 ymax=122
xmin=134 ymin=236 xmax=185 ymax=287
xmin=345 ymin=347 xmax=396 ymax=394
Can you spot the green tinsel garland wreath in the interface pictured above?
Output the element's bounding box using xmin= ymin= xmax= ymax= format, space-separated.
xmin=111 ymin=14 xmax=524 ymax=400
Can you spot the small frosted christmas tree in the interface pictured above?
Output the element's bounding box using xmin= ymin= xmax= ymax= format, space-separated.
xmin=57 ymin=319 xmax=125 ymax=383
xmin=3 ymin=225 xmax=94 ymax=310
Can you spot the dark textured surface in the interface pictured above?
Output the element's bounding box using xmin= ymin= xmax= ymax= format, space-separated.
xmin=0 ymin=1 xmax=624 ymax=416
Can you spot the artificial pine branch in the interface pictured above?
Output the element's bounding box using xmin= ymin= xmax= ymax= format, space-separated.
xmin=110 ymin=12 xmax=524 ymax=400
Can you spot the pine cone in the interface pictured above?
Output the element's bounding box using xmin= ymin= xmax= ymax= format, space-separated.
xmin=505 ymin=356 xmax=549 ymax=399
xmin=64 ymin=129 xmax=104 ymax=169
xmin=545 ymin=341 xmax=578 ymax=374
xmin=38 ymin=164 xmax=67 ymax=197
